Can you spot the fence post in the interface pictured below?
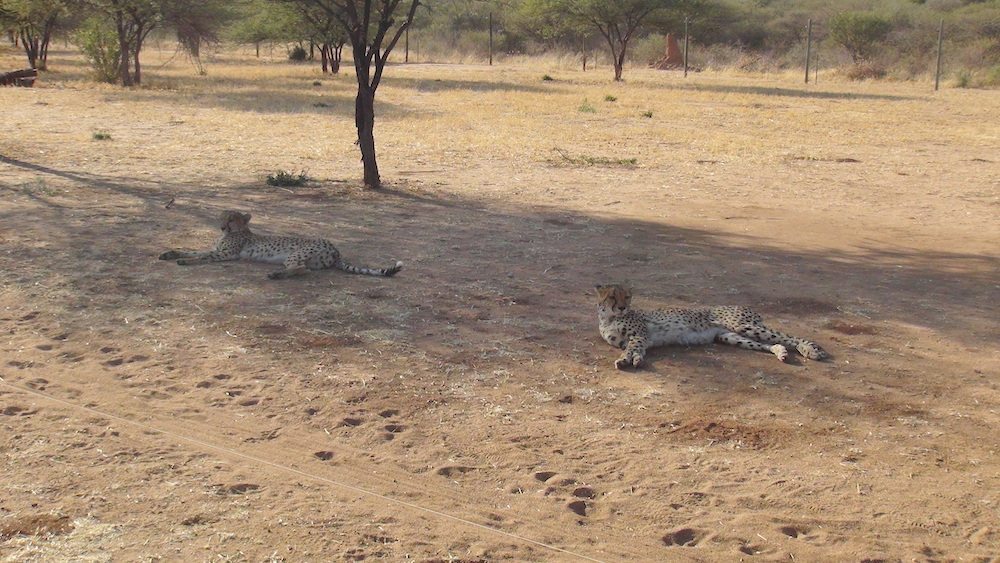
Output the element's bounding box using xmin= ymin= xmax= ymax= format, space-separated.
xmin=683 ymin=16 xmax=689 ymax=78
xmin=814 ymin=44 xmax=819 ymax=84
xmin=804 ymin=19 xmax=812 ymax=84
xmin=935 ymin=19 xmax=943 ymax=91
xmin=489 ymin=12 xmax=494 ymax=66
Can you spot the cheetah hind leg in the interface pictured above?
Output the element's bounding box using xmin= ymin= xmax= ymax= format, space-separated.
xmin=737 ymin=325 xmax=828 ymax=361
xmin=716 ymin=332 xmax=788 ymax=362
xmin=268 ymin=257 xmax=310 ymax=279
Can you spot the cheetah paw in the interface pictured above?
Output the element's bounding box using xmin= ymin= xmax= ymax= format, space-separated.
xmin=614 ymin=355 xmax=643 ymax=370
xmin=159 ymin=251 xmax=181 ymax=260
xmin=770 ymin=344 xmax=789 ymax=362
xmin=798 ymin=343 xmax=829 ymax=361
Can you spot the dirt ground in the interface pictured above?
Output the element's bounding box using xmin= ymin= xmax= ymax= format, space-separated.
xmin=1 ymin=47 xmax=998 ymax=562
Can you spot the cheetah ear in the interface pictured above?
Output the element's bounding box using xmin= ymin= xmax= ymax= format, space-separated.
xmin=241 ymin=212 xmax=251 ymax=223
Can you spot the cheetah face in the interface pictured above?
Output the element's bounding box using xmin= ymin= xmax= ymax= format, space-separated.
xmin=220 ymin=210 xmax=252 ymax=233
xmin=596 ymin=284 xmax=631 ymax=316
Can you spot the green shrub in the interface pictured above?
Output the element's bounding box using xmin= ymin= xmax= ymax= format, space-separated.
xmin=74 ymin=18 xmax=121 ymax=84
xmin=92 ymin=131 xmax=112 ymax=141
xmin=542 ymin=74 xmax=554 ymax=81
xmin=955 ymin=70 xmax=972 ymax=88
xmin=604 ymin=94 xmax=617 ymax=102
xmin=578 ymin=99 xmax=596 ymax=113
xmin=641 ymin=110 xmax=653 ymax=118
xmin=266 ymin=170 xmax=309 ymax=187
xmin=830 ymin=12 xmax=892 ymax=64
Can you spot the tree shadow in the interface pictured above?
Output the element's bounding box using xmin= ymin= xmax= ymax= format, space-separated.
xmin=643 ymin=79 xmax=920 ymax=101
xmin=1 ymin=157 xmax=996 ymax=428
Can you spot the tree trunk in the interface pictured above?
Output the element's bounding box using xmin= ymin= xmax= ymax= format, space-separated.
xmin=255 ymin=42 xmax=260 ymax=57
xmin=332 ymin=45 xmax=342 ymax=74
xmin=117 ymin=23 xmax=133 ymax=86
xmin=355 ymin=87 xmax=379 ymax=189
xmin=320 ymin=44 xmax=329 ymax=73
xmin=133 ymin=44 xmax=141 ymax=85
xmin=38 ymin=15 xmax=56 ymax=70
xmin=19 ymin=29 xmax=38 ymax=69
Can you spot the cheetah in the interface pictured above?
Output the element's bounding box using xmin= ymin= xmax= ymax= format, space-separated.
xmin=596 ymin=284 xmax=828 ymax=370
xmin=159 ymin=210 xmax=402 ymax=280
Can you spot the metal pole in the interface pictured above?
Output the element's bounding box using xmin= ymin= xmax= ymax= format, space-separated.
xmin=935 ymin=19 xmax=943 ymax=91
xmin=489 ymin=12 xmax=493 ymax=66
xmin=805 ymin=19 xmax=812 ymax=84
xmin=405 ymin=27 xmax=409 ymax=63
xmin=683 ymin=17 xmax=689 ymax=78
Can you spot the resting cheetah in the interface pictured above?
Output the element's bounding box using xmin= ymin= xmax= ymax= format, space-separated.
xmin=159 ymin=210 xmax=402 ymax=280
xmin=596 ymin=284 xmax=828 ymax=370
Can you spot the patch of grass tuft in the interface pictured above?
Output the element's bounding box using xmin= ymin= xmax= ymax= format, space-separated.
xmin=604 ymin=94 xmax=617 ymax=102
xmin=578 ymin=100 xmax=596 ymax=113
xmin=541 ymin=74 xmax=554 ymax=81
xmin=553 ymin=148 xmax=637 ymax=167
xmin=266 ymin=170 xmax=310 ymax=187
xmin=92 ymin=131 xmax=112 ymax=140
xmin=641 ymin=110 xmax=653 ymax=118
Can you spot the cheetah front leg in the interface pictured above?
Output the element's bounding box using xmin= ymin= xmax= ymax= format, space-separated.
xmin=716 ymin=332 xmax=788 ymax=362
xmin=159 ymin=250 xmax=238 ymax=266
xmin=616 ymin=336 xmax=649 ymax=370
xmin=159 ymin=250 xmax=208 ymax=261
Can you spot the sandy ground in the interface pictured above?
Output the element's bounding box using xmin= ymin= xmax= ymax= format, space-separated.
xmin=1 ymin=47 xmax=999 ymax=562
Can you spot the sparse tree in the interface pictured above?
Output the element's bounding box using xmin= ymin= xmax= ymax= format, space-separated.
xmin=77 ymin=0 xmax=230 ymax=85
xmin=0 ymin=0 xmax=66 ymax=70
xmin=531 ymin=0 xmax=677 ymax=81
xmin=287 ymin=0 xmax=422 ymax=188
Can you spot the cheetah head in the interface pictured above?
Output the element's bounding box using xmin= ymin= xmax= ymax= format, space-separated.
xmin=219 ymin=210 xmax=252 ymax=233
xmin=596 ymin=284 xmax=631 ymax=317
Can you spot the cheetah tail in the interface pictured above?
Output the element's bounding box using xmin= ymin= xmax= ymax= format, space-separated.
xmin=334 ymin=259 xmax=403 ymax=277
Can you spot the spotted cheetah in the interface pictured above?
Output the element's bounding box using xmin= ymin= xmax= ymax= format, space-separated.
xmin=159 ymin=210 xmax=402 ymax=280
xmin=596 ymin=284 xmax=828 ymax=370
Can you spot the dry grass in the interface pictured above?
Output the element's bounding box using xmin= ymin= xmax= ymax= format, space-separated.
xmin=1 ymin=45 xmax=998 ymax=561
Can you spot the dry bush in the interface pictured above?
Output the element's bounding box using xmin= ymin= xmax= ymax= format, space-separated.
xmin=839 ymin=63 xmax=888 ymax=81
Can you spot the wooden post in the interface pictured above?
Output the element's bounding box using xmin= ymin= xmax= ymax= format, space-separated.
xmin=683 ymin=17 xmax=689 ymax=78
xmin=405 ymin=27 xmax=409 ymax=63
xmin=488 ymin=12 xmax=493 ymax=66
xmin=935 ymin=19 xmax=944 ymax=91
xmin=804 ymin=19 xmax=812 ymax=84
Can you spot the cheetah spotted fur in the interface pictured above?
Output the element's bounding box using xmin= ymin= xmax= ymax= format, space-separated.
xmin=159 ymin=210 xmax=402 ymax=280
xmin=596 ymin=284 xmax=828 ymax=370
